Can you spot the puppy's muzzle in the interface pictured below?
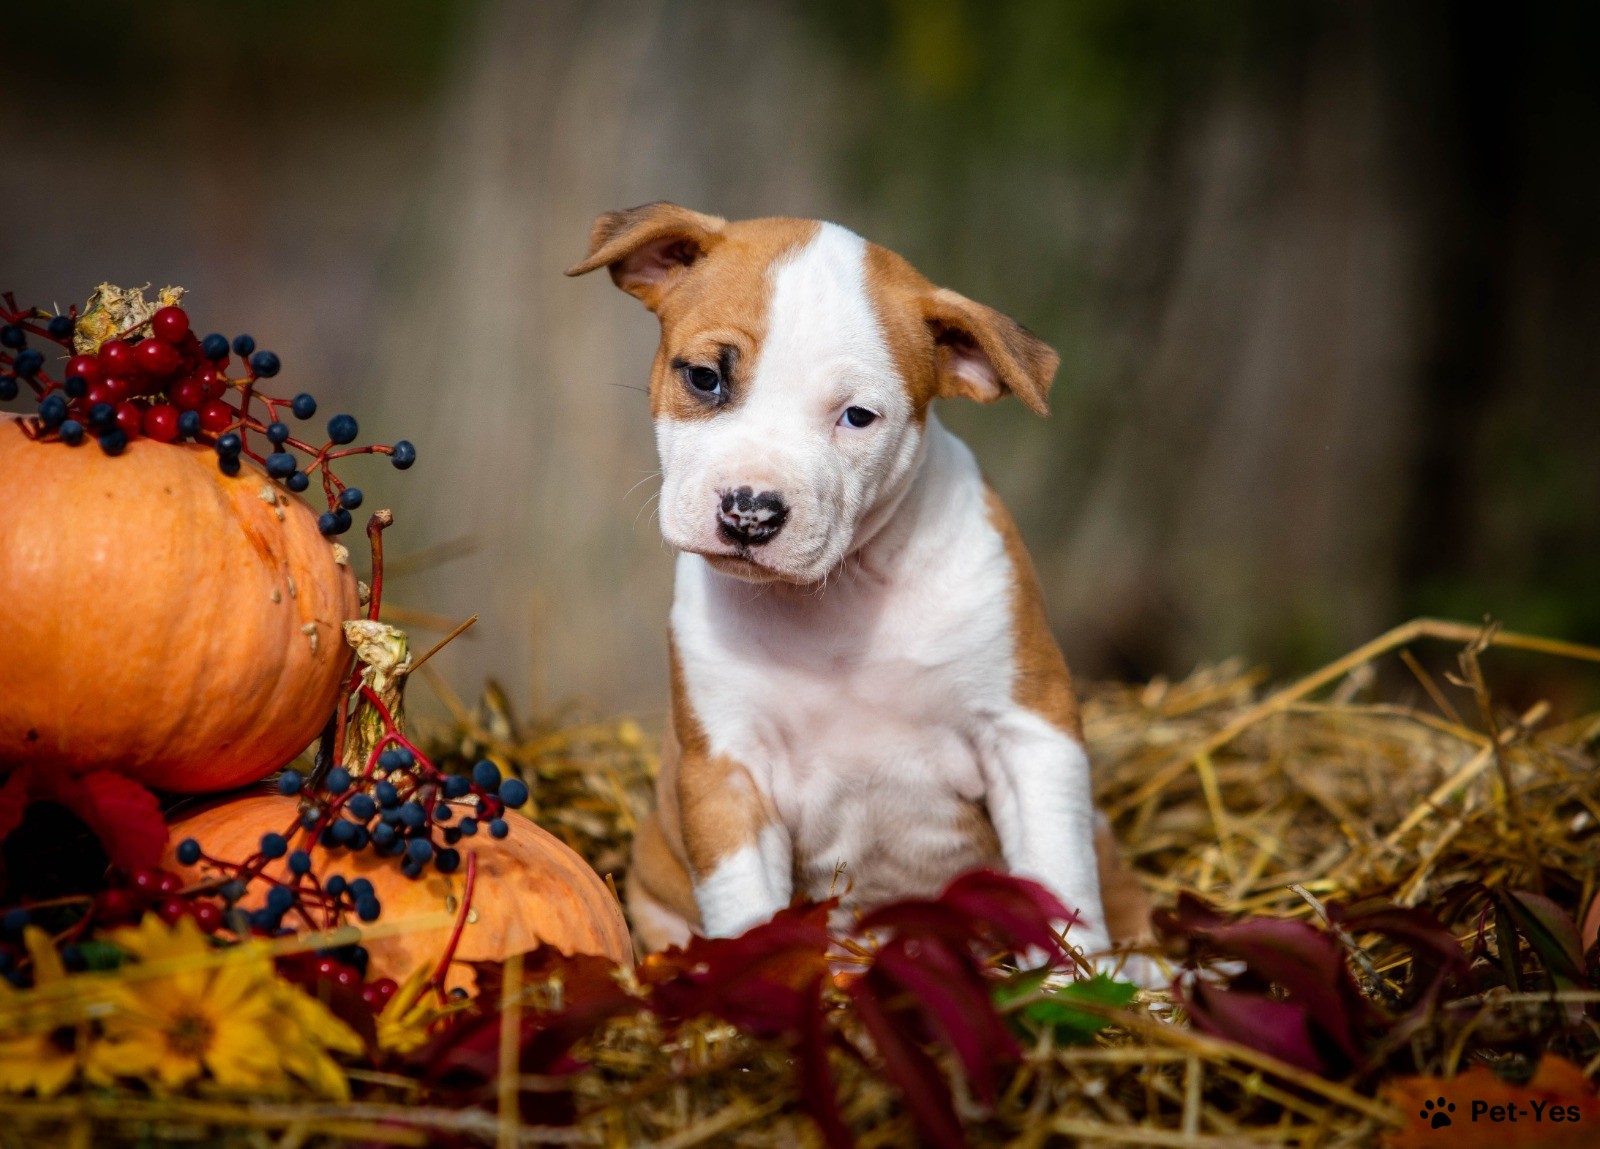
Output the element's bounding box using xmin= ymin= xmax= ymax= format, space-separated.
xmin=717 ymin=486 xmax=788 ymax=547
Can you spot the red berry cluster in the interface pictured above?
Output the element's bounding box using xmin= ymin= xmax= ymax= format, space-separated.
xmin=63 ymin=308 xmax=223 ymax=442
xmin=0 ymin=291 xmax=415 ymax=531
xmin=0 ymin=866 xmax=229 ymax=985
xmin=277 ymin=950 xmax=400 ymax=1013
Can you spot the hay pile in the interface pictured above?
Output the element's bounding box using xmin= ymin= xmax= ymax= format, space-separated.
xmin=410 ymin=618 xmax=1600 ymax=1148
xmin=4 ymin=618 xmax=1597 ymax=1147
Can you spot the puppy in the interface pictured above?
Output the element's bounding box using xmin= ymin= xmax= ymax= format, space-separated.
xmin=567 ymin=204 xmax=1151 ymax=972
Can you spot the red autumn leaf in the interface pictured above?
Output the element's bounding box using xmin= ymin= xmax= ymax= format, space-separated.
xmin=937 ymin=868 xmax=1081 ymax=953
xmin=468 ymin=948 xmax=626 ymax=1010
xmin=1503 ymin=890 xmax=1585 ymax=983
xmin=860 ymin=869 xmax=1077 ymax=964
xmin=1155 ymin=889 xmax=1234 ymax=937
xmin=418 ymin=1011 xmax=520 ymax=1090
xmin=417 ymin=1010 xmax=589 ymax=1128
xmin=0 ymin=764 xmax=166 ymax=870
xmin=641 ymin=899 xmax=833 ymax=988
xmin=508 ymin=949 xmax=643 ymax=1077
xmin=847 ymin=975 xmax=968 ymax=1149
xmin=1380 ymin=1055 xmax=1600 ymax=1149
xmin=1439 ymin=882 xmax=1589 ymax=992
xmin=1178 ymin=975 xmax=1332 ymax=1076
xmin=1155 ymin=893 xmax=1391 ymax=1070
xmin=794 ymin=974 xmax=854 ymax=1149
xmin=1202 ymin=917 xmax=1366 ymax=1060
xmin=53 ymin=770 xmax=167 ymax=869
xmin=645 ymin=900 xmax=834 ymax=1036
xmin=419 ymin=947 xmax=640 ymax=1088
xmin=836 ymin=869 xmax=1067 ymax=1144
xmin=870 ymin=938 xmax=1018 ymax=1104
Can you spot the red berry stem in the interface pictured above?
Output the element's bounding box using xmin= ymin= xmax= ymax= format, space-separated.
xmin=326 ymin=444 xmax=396 ymax=462
xmin=356 ymin=684 xmax=402 ymax=736
xmin=366 ymin=509 xmax=392 ymax=621
xmin=13 ymin=316 xmax=71 ymax=344
xmin=429 ymin=849 xmax=478 ymax=1003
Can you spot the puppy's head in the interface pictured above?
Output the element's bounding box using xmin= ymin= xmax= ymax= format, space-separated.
xmin=568 ymin=203 xmax=1058 ymax=585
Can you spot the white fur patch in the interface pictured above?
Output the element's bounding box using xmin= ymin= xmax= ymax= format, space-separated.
xmin=694 ymin=823 xmax=793 ymax=938
xmin=979 ymin=718 xmax=1110 ymax=955
xmin=654 ymin=223 xmax=924 ymax=584
xmin=672 ymin=419 xmax=1109 ymax=927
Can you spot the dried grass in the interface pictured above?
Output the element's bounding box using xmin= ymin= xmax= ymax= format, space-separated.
xmin=5 ymin=618 xmax=1599 ymax=1148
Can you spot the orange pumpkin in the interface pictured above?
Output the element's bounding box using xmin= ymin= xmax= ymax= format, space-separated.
xmin=163 ymin=794 xmax=632 ymax=988
xmin=0 ymin=420 xmax=360 ymax=791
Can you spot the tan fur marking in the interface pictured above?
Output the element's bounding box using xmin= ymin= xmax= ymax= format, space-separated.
xmin=568 ymin=206 xmax=818 ymax=422
xmin=861 ymin=242 xmax=945 ymax=419
xmin=564 ymin=202 xmax=728 ymax=310
xmin=667 ymin=636 xmax=711 ymax=756
xmin=982 ymin=487 xmax=1083 ymax=741
xmin=627 ymin=811 xmax=702 ymax=941
xmin=924 ymin=290 xmax=1058 ymax=416
xmin=1095 ymin=820 xmax=1154 ymax=944
xmin=862 ymin=243 xmax=1058 ymax=418
xmin=954 ymin=800 xmax=1004 ymax=864
xmin=646 ymin=217 xmax=819 ymax=421
xmin=664 ymin=638 xmax=773 ymax=877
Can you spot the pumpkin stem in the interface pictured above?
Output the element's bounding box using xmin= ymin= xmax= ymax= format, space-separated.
xmin=341 ymin=639 xmax=414 ymax=774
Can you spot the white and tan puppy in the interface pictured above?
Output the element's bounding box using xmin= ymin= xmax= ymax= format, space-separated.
xmin=567 ymin=203 xmax=1151 ymax=970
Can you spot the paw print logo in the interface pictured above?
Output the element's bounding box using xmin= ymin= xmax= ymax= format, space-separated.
xmin=1420 ymin=1097 xmax=1456 ymax=1129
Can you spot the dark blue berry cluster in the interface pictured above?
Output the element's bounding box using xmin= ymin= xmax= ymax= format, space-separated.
xmin=0 ymin=290 xmax=417 ymax=530
xmin=170 ymin=745 xmax=532 ymax=938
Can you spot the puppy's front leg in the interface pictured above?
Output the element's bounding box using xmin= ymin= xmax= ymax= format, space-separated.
xmin=982 ymin=712 xmax=1113 ymax=957
xmin=678 ymin=752 xmax=792 ymax=937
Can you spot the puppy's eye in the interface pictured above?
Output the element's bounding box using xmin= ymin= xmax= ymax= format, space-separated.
xmin=685 ymin=365 xmax=721 ymax=395
xmin=841 ymin=406 xmax=877 ymax=428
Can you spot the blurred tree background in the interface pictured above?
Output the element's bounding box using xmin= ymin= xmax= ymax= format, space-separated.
xmin=4 ymin=1 xmax=1596 ymax=717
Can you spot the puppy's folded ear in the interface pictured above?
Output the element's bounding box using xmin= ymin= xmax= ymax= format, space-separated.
xmin=922 ymin=288 xmax=1059 ymax=416
xmin=565 ymin=202 xmax=728 ymax=311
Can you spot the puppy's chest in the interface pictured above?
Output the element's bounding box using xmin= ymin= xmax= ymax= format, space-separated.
xmin=761 ymin=642 xmax=989 ymax=799
xmin=679 ymin=566 xmax=1015 ymax=895
xmin=770 ymin=666 xmax=1003 ymax=902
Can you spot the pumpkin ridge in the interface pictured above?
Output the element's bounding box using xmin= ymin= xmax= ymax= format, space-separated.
xmin=0 ymin=420 xmax=361 ymax=791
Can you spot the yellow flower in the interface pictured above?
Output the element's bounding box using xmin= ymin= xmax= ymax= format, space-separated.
xmin=274 ymin=972 xmax=365 ymax=1100
xmin=88 ymin=915 xmax=361 ymax=1099
xmin=0 ymin=927 xmax=83 ymax=1097
xmin=376 ymin=963 xmax=470 ymax=1055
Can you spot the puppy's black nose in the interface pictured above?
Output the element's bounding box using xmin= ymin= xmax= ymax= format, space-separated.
xmin=717 ymin=486 xmax=787 ymax=547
